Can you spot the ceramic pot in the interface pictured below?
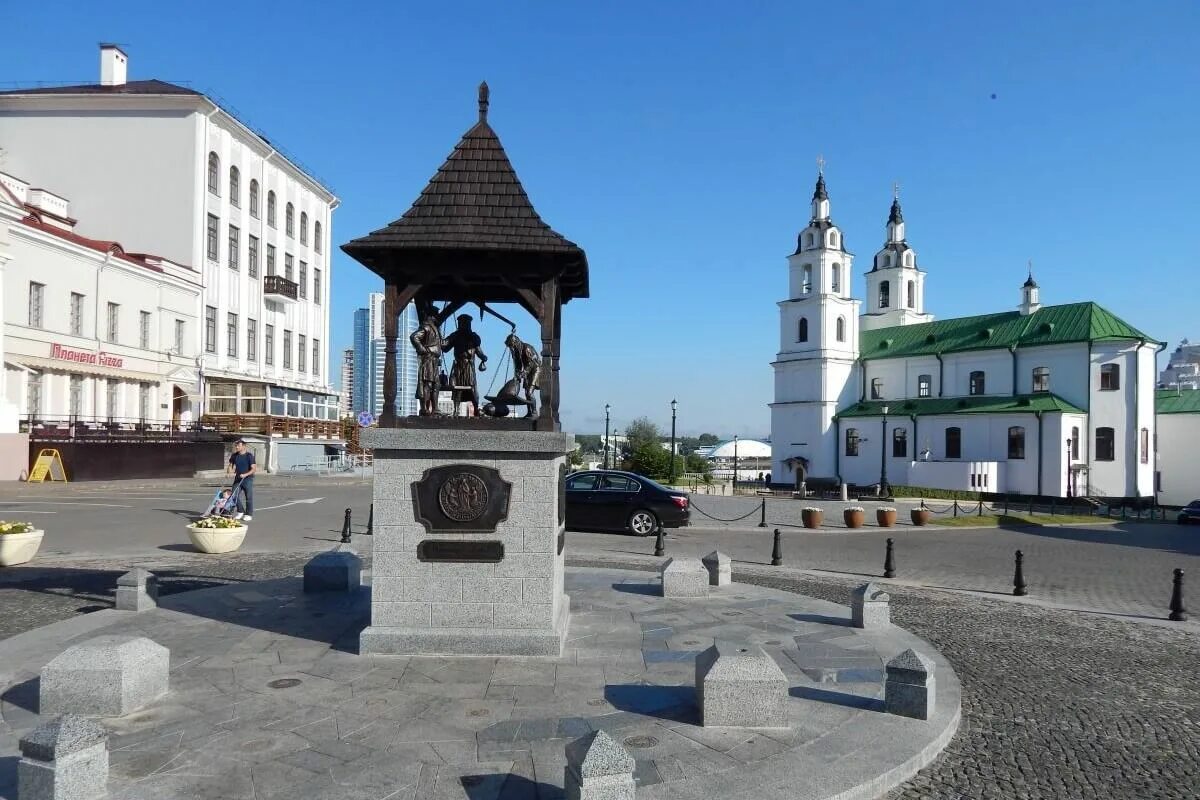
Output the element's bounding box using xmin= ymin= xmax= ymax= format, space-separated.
xmin=186 ymin=524 xmax=248 ymax=554
xmin=910 ymin=509 xmax=932 ymax=527
xmin=801 ymin=509 xmax=823 ymax=529
xmin=0 ymin=530 xmax=44 ymax=566
xmin=876 ymin=509 xmax=897 ymax=527
xmin=843 ymin=510 xmax=865 ymax=529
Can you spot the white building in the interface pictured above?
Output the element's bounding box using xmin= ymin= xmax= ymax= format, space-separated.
xmin=1158 ymin=340 xmax=1200 ymax=390
xmin=771 ymin=172 xmax=1159 ymax=501
xmin=0 ymin=45 xmax=340 ymax=455
xmin=1155 ymin=389 xmax=1200 ymax=507
xmin=706 ymin=438 xmax=772 ymax=481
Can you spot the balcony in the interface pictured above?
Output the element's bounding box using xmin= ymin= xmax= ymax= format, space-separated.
xmin=263 ymin=274 xmax=299 ymax=303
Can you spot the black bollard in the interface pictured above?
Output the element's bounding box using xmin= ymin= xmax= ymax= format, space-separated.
xmin=1013 ymin=550 xmax=1028 ymax=596
xmin=340 ymin=507 xmax=352 ymax=544
xmin=654 ymin=525 xmax=665 ymax=557
xmin=758 ymin=498 xmax=768 ymax=528
xmin=366 ymin=503 xmax=374 ymax=536
xmin=771 ymin=528 xmax=783 ymax=566
xmin=883 ymin=537 xmax=896 ymax=579
xmin=1168 ymin=569 xmax=1188 ymax=622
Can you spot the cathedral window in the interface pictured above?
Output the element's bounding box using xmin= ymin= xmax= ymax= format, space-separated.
xmin=801 ymin=265 xmax=812 ymax=294
xmin=1096 ymin=427 xmax=1115 ymax=461
xmin=879 ymin=280 xmax=890 ymax=309
xmin=836 ymin=316 xmax=846 ymax=342
xmin=945 ymin=427 xmax=962 ymax=459
xmin=845 ymin=428 xmax=860 ymax=456
xmin=870 ymin=378 xmax=883 ymax=400
xmin=1007 ymin=426 xmax=1026 ymax=459
xmin=917 ymin=374 xmax=932 ymax=398
xmin=1032 ymin=367 xmax=1050 ymax=393
xmin=797 ymin=318 xmax=808 ymax=343
xmin=1100 ymin=364 xmax=1120 ymax=391
xmin=904 ymin=252 xmax=913 ymax=267
xmin=907 ymin=280 xmax=915 ymax=308
xmin=892 ymin=427 xmax=907 ymax=458
xmin=829 ymin=232 xmax=839 ymax=248
xmin=832 ymin=264 xmax=841 ymax=292
xmin=1071 ymin=426 xmax=1080 ymax=460
xmin=969 ymin=371 xmax=985 ymax=396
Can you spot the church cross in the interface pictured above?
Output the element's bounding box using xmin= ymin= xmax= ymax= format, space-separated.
xmin=816 ymin=154 xmax=825 ymax=175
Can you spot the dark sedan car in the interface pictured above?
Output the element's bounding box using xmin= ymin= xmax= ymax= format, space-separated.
xmin=565 ymin=470 xmax=690 ymax=535
xmin=1177 ymin=500 xmax=1200 ymax=524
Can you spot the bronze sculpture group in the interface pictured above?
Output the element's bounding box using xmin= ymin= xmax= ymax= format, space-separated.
xmin=409 ymin=313 xmax=541 ymax=419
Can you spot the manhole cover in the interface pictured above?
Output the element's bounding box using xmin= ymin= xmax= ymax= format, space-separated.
xmin=587 ymin=699 xmax=607 ymax=707
xmin=268 ymin=678 xmax=302 ymax=689
xmin=623 ymin=735 xmax=659 ymax=749
xmin=467 ymin=708 xmax=491 ymax=717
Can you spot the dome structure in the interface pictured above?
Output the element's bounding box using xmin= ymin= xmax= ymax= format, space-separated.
xmin=706 ymin=439 xmax=772 ymax=460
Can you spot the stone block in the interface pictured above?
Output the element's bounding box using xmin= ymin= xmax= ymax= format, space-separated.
xmin=114 ymin=568 xmax=158 ymax=612
xmin=19 ymin=715 xmax=109 ymax=800
xmin=659 ymin=557 xmax=708 ymax=598
xmin=885 ymin=648 xmax=936 ymax=720
xmin=373 ymin=576 xmax=463 ymax=603
xmin=850 ymin=582 xmax=891 ymax=629
xmin=493 ymin=602 xmax=555 ymax=628
xmin=431 ymin=603 xmax=494 ymax=628
xmin=372 ymin=602 xmax=432 ymax=627
xmin=303 ymin=549 xmax=362 ymax=593
xmin=701 ymin=551 xmax=732 ymax=587
xmin=563 ymin=729 xmax=635 ymax=800
xmin=41 ymin=635 xmax=169 ymax=717
xmin=461 ymin=577 xmax=524 ymax=604
xmin=695 ymin=641 xmax=788 ymax=727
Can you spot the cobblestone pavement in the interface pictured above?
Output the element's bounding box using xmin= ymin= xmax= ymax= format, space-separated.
xmin=1 ymin=551 xmax=1196 ymax=799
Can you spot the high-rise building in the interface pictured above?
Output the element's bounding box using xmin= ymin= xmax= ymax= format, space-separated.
xmin=339 ymin=347 xmax=354 ymax=417
xmin=352 ymin=292 xmax=417 ymax=418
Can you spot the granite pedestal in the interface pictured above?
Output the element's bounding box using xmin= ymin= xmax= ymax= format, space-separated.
xmin=886 ymin=648 xmax=936 ymax=720
xmin=564 ymin=729 xmax=636 ymax=800
xmin=18 ymin=715 xmax=108 ymax=800
xmin=851 ymin=582 xmax=890 ymax=629
xmin=303 ymin=549 xmax=362 ymax=593
xmin=702 ymin=550 xmax=731 ymax=586
xmin=660 ymin=557 xmax=709 ymax=598
xmin=359 ymin=427 xmax=571 ymax=656
xmin=40 ymin=635 xmax=169 ymax=717
xmin=114 ymin=568 xmax=157 ymax=612
xmin=695 ymin=641 xmax=788 ymax=727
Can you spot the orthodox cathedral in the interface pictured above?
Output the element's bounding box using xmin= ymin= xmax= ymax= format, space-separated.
xmin=770 ymin=171 xmax=1158 ymax=501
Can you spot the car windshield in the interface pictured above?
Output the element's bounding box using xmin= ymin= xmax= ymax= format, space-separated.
xmin=1188 ymin=500 xmax=1200 ymax=509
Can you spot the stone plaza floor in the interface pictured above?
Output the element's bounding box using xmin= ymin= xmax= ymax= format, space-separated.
xmin=0 ymin=567 xmax=959 ymax=799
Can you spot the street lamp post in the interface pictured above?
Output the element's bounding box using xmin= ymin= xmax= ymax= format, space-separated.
xmin=1065 ymin=437 xmax=1073 ymax=499
xmin=879 ymin=406 xmax=890 ymax=497
xmin=733 ymin=434 xmax=739 ymax=494
xmin=604 ymin=404 xmax=611 ymax=470
xmin=669 ymin=399 xmax=678 ymax=484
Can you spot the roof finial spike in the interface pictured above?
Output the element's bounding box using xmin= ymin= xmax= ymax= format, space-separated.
xmin=478 ymin=81 xmax=490 ymax=121
xmin=893 ymin=181 xmax=900 ymax=201
xmin=1027 ymin=258 xmax=1033 ymax=279
xmin=816 ymin=153 xmax=825 ymax=175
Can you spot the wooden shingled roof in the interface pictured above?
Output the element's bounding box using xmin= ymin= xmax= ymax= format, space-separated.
xmin=342 ymin=83 xmax=588 ymax=302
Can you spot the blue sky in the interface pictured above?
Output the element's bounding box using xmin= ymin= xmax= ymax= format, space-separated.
xmin=6 ymin=2 xmax=1198 ymax=437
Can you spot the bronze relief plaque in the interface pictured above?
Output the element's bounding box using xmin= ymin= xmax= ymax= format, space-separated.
xmin=412 ymin=464 xmax=511 ymax=533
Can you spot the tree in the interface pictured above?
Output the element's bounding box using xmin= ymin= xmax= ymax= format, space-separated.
xmin=574 ymin=434 xmax=602 ymax=454
xmin=624 ymin=417 xmax=661 ymax=452
xmin=697 ymin=433 xmax=720 ymax=446
xmin=567 ymin=450 xmax=584 ymax=468
xmin=685 ymin=453 xmax=711 ymax=474
xmin=629 ymin=441 xmax=672 ymax=480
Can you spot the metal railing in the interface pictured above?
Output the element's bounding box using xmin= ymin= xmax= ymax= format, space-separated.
xmin=20 ymin=414 xmax=218 ymax=442
xmin=262 ymin=274 xmax=298 ymax=301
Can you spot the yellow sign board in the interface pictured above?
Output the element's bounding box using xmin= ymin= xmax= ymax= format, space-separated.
xmin=27 ymin=449 xmax=68 ymax=483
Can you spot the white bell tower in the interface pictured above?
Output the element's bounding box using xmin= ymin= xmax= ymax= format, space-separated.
xmin=1019 ymin=263 xmax=1041 ymax=315
xmin=771 ymin=161 xmax=861 ymax=487
xmin=861 ymin=186 xmax=934 ymax=331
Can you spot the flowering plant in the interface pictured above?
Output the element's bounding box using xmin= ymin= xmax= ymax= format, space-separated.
xmin=844 ymin=506 xmax=865 ymax=513
xmin=191 ymin=516 xmax=245 ymax=529
xmin=877 ymin=507 xmax=897 ymax=513
xmin=802 ymin=507 xmax=822 ymax=513
xmin=0 ymin=521 xmax=36 ymax=534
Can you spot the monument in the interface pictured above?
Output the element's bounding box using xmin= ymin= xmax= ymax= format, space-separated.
xmin=343 ymin=83 xmax=588 ymax=656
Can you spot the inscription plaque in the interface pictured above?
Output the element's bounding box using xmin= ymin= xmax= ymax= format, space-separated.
xmin=413 ymin=464 xmax=511 ymax=533
xmin=417 ymin=540 xmax=505 ymax=563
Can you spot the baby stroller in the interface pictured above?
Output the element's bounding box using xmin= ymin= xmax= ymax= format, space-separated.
xmin=203 ymin=476 xmax=247 ymax=518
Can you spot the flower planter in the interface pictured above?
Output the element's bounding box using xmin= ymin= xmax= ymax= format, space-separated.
xmin=186 ymin=523 xmax=248 ymax=554
xmin=910 ymin=509 xmax=932 ymax=527
xmin=0 ymin=530 xmax=44 ymax=566
xmin=843 ymin=508 xmax=865 ymax=529
xmin=876 ymin=508 xmax=897 ymax=527
xmin=801 ymin=508 xmax=823 ymax=529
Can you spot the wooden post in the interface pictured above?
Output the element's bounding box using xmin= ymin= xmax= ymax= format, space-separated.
xmin=381 ymin=282 xmax=399 ymax=425
xmin=538 ymin=278 xmax=561 ymax=430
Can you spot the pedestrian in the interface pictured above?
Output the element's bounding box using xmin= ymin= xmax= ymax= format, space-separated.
xmin=226 ymin=438 xmax=257 ymax=521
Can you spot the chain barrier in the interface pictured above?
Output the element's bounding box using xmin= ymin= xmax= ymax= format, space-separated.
xmin=689 ymin=498 xmax=765 ymax=523
xmin=919 ymin=500 xmax=958 ymax=515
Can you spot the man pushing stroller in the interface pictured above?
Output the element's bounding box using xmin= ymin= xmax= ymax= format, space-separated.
xmin=225 ymin=439 xmax=257 ymax=521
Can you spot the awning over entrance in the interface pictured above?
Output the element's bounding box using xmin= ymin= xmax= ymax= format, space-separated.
xmin=13 ymin=356 xmax=162 ymax=383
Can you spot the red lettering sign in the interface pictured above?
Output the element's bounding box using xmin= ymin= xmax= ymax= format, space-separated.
xmin=49 ymin=344 xmax=123 ymax=369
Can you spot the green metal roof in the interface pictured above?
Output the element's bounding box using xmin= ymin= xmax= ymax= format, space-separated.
xmin=836 ymin=393 xmax=1086 ymax=419
xmin=859 ymin=302 xmax=1155 ymax=361
xmin=1155 ymin=389 xmax=1200 ymax=414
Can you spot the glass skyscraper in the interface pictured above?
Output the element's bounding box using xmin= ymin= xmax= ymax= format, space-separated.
xmin=352 ymin=292 xmax=417 ymax=418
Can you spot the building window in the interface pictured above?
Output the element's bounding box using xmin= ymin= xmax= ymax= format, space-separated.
xmin=797 ymin=317 xmax=808 ymax=343
xmin=831 ymin=263 xmax=841 ymax=292
xmin=907 ymin=280 xmax=915 ymax=308
xmin=265 ymin=324 xmax=275 ymax=366
xmin=829 ymin=231 xmax=838 ymax=248
xmin=298 ymin=334 xmax=307 ymax=372
xmin=285 ymin=254 xmax=294 ymax=281
xmin=312 ymin=338 xmax=320 ymax=376
xmin=1100 ymin=364 xmax=1120 ymax=391
xmin=870 ymin=378 xmax=883 ymax=400
xmin=248 ymin=235 xmax=259 ymax=278
xmin=299 ymin=261 xmax=307 ymax=298
xmin=300 ymin=211 xmax=308 ymax=245
xmin=207 ymin=152 xmax=219 ymax=195
xmin=836 ymin=316 xmax=846 ymax=342
xmin=314 ymin=221 xmax=322 ymax=253
xmin=174 ymin=319 xmax=185 ymax=354
xmin=283 ymin=330 xmax=292 ymax=369
xmin=267 ymin=191 xmax=277 ymax=227
xmin=205 ymin=306 xmax=217 ymax=353
xmin=893 ymin=427 xmax=907 ymax=458
xmin=801 ymin=264 xmax=812 ymax=294
xmin=139 ymin=383 xmax=150 ymax=420
xmin=805 ymin=233 xmax=814 ymax=249
xmin=247 ymin=318 xmax=257 ymax=362
xmin=228 ymin=224 xmax=240 ymax=270
xmin=945 ymin=426 xmax=962 ymax=459
xmin=1032 ymin=367 xmax=1050 ymax=393
xmin=226 ymin=313 xmax=238 ymax=358
xmin=249 ymin=180 xmax=260 ymax=218
xmin=106 ymin=302 xmax=119 ymax=343
xmin=266 ymin=244 xmax=276 ymax=275
xmin=206 ymin=214 xmax=220 ymax=261
xmin=106 ymin=380 xmax=118 ymax=418
xmin=68 ymin=375 xmax=83 ymax=417
xmin=286 ymin=203 xmax=295 ymax=238
xmin=1140 ymin=428 xmax=1149 ymax=464
xmin=845 ymin=428 xmax=860 ymax=456
xmin=313 ymin=268 xmax=322 ymax=304
xmin=969 ymin=370 xmax=985 ymax=396
xmin=69 ymin=292 xmax=84 ymax=336
xmin=917 ymin=374 xmax=932 ymax=398
xmin=1071 ymin=426 xmax=1080 ymax=460
xmin=28 ymin=282 xmax=44 ymax=328
xmin=879 ymin=280 xmax=890 ymax=309
xmin=1008 ymin=426 xmax=1026 ymax=459
xmin=27 ymin=373 xmax=42 ymax=416
xmin=229 ymin=166 xmax=240 ymax=207
xmin=1096 ymin=427 xmax=1115 ymax=461
xmin=139 ymin=310 xmax=151 ymax=350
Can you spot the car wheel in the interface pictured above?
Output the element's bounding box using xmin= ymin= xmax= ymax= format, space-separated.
xmin=628 ymin=510 xmax=658 ymax=537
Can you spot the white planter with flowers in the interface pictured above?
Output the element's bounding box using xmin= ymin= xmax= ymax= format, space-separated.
xmin=0 ymin=522 xmax=45 ymax=566
xmin=187 ymin=517 xmax=248 ymax=554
